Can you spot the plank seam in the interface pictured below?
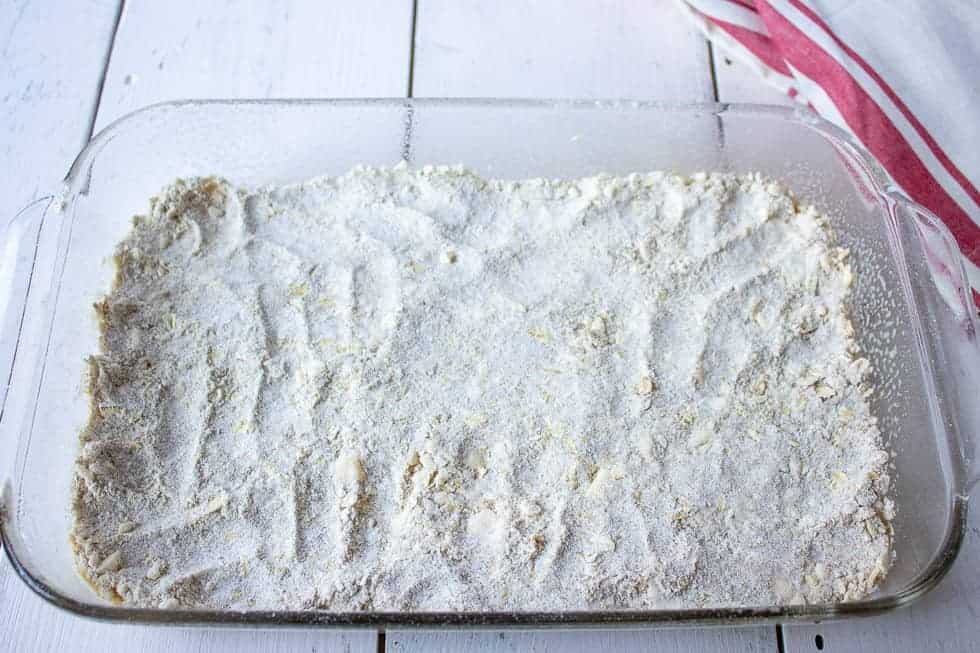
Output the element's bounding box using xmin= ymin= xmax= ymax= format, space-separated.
xmin=85 ymin=0 xmax=126 ymax=140
xmin=706 ymin=40 xmax=721 ymax=102
xmin=406 ymin=0 xmax=418 ymax=97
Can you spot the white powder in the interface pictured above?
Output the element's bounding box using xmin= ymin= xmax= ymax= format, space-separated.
xmin=71 ymin=165 xmax=893 ymax=611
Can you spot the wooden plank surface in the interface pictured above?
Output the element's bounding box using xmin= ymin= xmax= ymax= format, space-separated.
xmin=0 ymin=621 xmax=375 ymax=653
xmin=0 ymin=0 xmax=117 ymax=230
xmin=94 ymin=0 xmax=415 ymax=131
xmin=389 ymin=627 xmax=775 ymax=652
xmin=711 ymin=46 xmax=794 ymax=106
xmin=413 ymin=0 xmax=714 ymax=100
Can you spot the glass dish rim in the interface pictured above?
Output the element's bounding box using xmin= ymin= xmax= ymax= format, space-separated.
xmin=1 ymin=97 xmax=974 ymax=628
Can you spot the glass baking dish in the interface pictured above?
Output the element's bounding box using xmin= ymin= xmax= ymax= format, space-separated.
xmin=1 ymin=100 xmax=978 ymax=629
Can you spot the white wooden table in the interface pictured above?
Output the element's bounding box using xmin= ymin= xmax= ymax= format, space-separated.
xmin=1 ymin=1 xmax=977 ymax=651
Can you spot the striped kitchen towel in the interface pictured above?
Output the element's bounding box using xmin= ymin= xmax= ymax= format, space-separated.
xmin=677 ymin=0 xmax=980 ymax=308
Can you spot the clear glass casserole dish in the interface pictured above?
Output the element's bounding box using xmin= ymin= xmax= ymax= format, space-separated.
xmin=1 ymin=99 xmax=978 ymax=628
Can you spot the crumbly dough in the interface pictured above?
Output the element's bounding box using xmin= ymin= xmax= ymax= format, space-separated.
xmin=71 ymin=165 xmax=893 ymax=610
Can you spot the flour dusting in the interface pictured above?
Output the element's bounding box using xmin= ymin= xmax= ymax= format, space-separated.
xmin=71 ymin=164 xmax=893 ymax=610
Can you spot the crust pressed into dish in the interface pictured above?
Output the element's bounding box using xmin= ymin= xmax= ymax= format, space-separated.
xmin=71 ymin=166 xmax=893 ymax=610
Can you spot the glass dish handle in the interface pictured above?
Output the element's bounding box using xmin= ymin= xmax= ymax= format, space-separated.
xmin=0 ymin=197 xmax=52 ymax=453
xmin=950 ymin=316 xmax=980 ymax=495
xmin=896 ymin=193 xmax=980 ymax=495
